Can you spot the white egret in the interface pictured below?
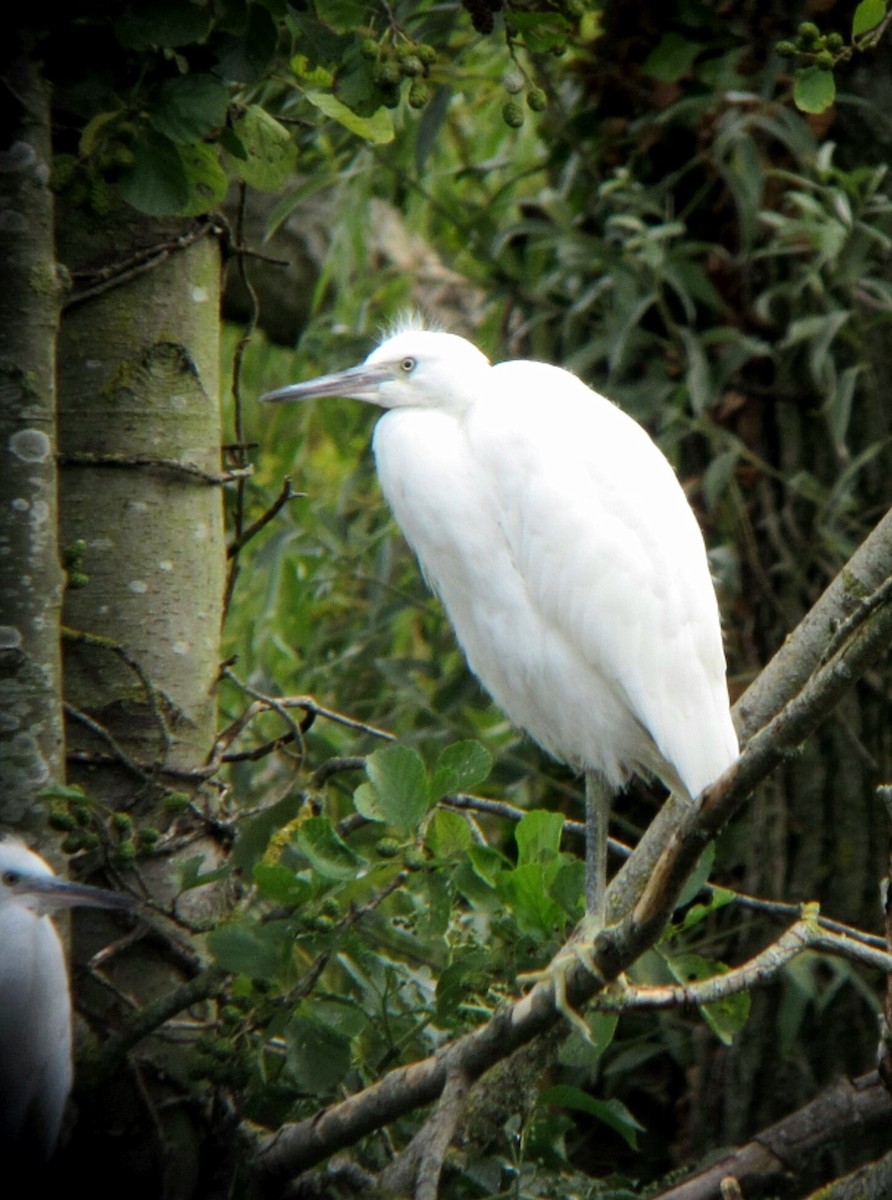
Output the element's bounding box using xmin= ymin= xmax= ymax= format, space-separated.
xmin=262 ymin=326 xmax=738 ymax=922
xmin=0 ymin=838 xmax=133 ymax=1164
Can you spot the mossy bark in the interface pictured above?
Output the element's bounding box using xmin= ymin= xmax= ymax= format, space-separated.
xmin=0 ymin=56 xmax=65 ymax=839
xmin=54 ymin=204 xmax=228 ymax=1195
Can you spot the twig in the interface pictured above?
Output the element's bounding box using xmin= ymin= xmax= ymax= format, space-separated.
xmin=58 ymin=450 xmax=251 ymax=486
xmin=62 ymin=626 xmax=177 ymax=761
xmin=222 ymin=182 xmax=259 ymax=621
xmin=227 ymin=478 xmax=305 ymax=559
xmin=63 ymin=219 xmax=221 ymax=309
xmin=83 ymin=964 xmax=230 ymax=1085
xmin=64 ymin=703 xmax=156 ymax=784
xmin=595 ymin=916 xmax=892 ymax=1014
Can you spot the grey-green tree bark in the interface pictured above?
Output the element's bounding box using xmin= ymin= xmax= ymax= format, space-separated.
xmin=0 ymin=55 xmax=65 ymax=843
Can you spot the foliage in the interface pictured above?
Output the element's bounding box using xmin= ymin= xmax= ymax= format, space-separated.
xmin=207 ymin=0 xmax=892 ymax=1190
xmin=24 ymin=0 xmax=892 ymax=1194
xmin=776 ymin=4 xmax=891 ymax=114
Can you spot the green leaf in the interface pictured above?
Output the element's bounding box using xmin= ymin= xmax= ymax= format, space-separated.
xmin=228 ymin=106 xmax=298 ymax=191
xmin=642 ymin=32 xmax=702 ymax=82
xmin=675 ymin=885 xmax=735 ymax=934
xmin=232 ymin=791 xmax=302 ymax=872
xmin=426 ymin=807 xmax=473 ymax=858
xmin=430 ymin=740 xmax=493 ymax=800
xmin=515 ymin=809 xmax=565 ymax=865
xmin=150 ymin=75 xmax=230 ymax=144
xmin=508 ymin=12 xmax=571 ymax=53
xmin=177 ymin=142 xmax=229 ymax=215
xmin=320 ymin=0 xmax=372 ymax=33
xmin=301 ymin=90 xmax=395 ymax=144
xmin=115 ymin=2 xmax=212 ymax=50
xmin=178 ymin=855 xmax=230 ymax=891
xmin=676 ymin=843 xmax=715 ymax=909
xmin=853 ymin=0 xmax=886 ymax=37
xmin=662 ymin=952 xmax=751 ymax=1045
xmin=357 ymin=745 xmax=431 ymax=834
xmin=252 ymin=863 xmax=313 ymax=906
xmin=436 ymin=949 xmax=492 ymax=1021
xmin=118 ymin=130 xmax=189 ymax=215
xmin=498 ymin=862 xmax=567 ymax=937
xmin=285 ymin=1014 xmax=351 ymax=1094
xmin=208 ymin=920 xmax=291 ymax=980
xmin=558 ymin=1011 xmax=619 ymax=1072
xmin=794 ymin=66 xmax=836 ymax=114
xmin=467 ymin=844 xmax=507 ymax=888
xmin=539 ymin=1086 xmax=645 ymax=1149
xmin=295 ymin=816 xmax=364 ymax=880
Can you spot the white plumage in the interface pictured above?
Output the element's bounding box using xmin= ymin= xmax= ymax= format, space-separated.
xmin=0 ymin=839 xmax=132 ymax=1164
xmin=263 ymin=327 xmax=738 ymax=915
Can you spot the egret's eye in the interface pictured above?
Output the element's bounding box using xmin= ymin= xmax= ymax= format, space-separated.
xmin=400 ymin=357 xmax=417 ymax=375
xmin=2 ymin=871 xmax=20 ymax=887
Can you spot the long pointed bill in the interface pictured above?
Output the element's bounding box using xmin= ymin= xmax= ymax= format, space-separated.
xmin=15 ymin=873 xmax=135 ymax=916
xmin=261 ymin=361 xmax=392 ymax=405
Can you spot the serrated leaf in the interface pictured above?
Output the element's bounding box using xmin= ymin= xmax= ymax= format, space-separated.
xmin=509 ymin=12 xmax=571 ymax=53
xmin=252 ymin=863 xmax=313 ymax=906
xmin=675 ymin=885 xmax=735 ymax=934
xmin=662 ymin=951 xmax=751 ymax=1045
xmin=295 ymin=816 xmax=364 ymax=880
xmin=558 ymin=1011 xmax=619 ymax=1072
xmin=178 ymin=855 xmax=231 ymax=891
xmin=118 ymin=130 xmax=189 ymax=215
xmin=284 ymin=1014 xmax=351 ymax=1095
xmin=426 ymin=807 xmax=473 ymax=858
xmin=467 ymin=844 xmax=506 ymax=888
xmin=498 ymin=862 xmax=567 ymax=937
xmin=149 ymin=75 xmax=230 ymax=144
xmin=177 ymin=142 xmax=228 ymax=215
xmin=794 ymin=66 xmax=836 ymax=114
xmin=228 ymin=106 xmax=298 ymax=191
xmin=115 ymin=2 xmax=211 ymax=50
xmin=430 ymin=740 xmax=493 ymax=800
xmin=208 ymin=920 xmax=291 ymax=979
xmin=232 ymin=791 xmax=302 ymax=872
xmin=676 ymin=842 xmax=716 ymax=909
xmin=539 ymin=1086 xmax=645 ymax=1149
xmin=302 ymin=90 xmax=395 ymax=144
xmin=515 ymin=809 xmax=565 ymax=865
xmin=853 ymin=0 xmax=886 ymax=37
xmin=358 ymin=745 xmax=431 ymax=834
xmin=317 ymin=0 xmax=369 ymax=33
xmin=642 ymin=32 xmax=702 ymax=82
xmin=436 ymin=949 xmax=492 ymax=1021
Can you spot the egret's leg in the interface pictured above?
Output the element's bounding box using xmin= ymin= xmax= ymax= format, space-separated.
xmin=584 ymin=770 xmax=612 ymax=924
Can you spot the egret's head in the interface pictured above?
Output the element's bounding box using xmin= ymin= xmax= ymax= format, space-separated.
xmin=261 ymin=329 xmax=491 ymax=414
xmin=0 ymin=838 xmax=133 ymax=917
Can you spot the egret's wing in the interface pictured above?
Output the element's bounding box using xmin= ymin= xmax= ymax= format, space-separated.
xmin=473 ymin=361 xmax=737 ymax=797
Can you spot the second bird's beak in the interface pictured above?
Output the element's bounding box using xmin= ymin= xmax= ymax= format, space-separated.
xmin=15 ymin=873 xmax=135 ymax=917
xmin=261 ymin=361 xmax=390 ymax=405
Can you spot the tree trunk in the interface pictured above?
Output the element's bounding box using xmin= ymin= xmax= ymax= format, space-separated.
xmin=54 ymin=204 xmax=228 ymax=1195
xmin=0 ymin=54 xmax=65 ymax=842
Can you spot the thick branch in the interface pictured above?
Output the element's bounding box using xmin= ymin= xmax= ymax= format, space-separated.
xmin=653 ymin=1072 xmax=892 ymax=1200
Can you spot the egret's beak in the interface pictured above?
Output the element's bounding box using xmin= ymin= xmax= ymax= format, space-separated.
xmin=261 ymin=361 xmax=391 ymax=405
xmin=12 ymin=872 xmax=135 ymax=917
